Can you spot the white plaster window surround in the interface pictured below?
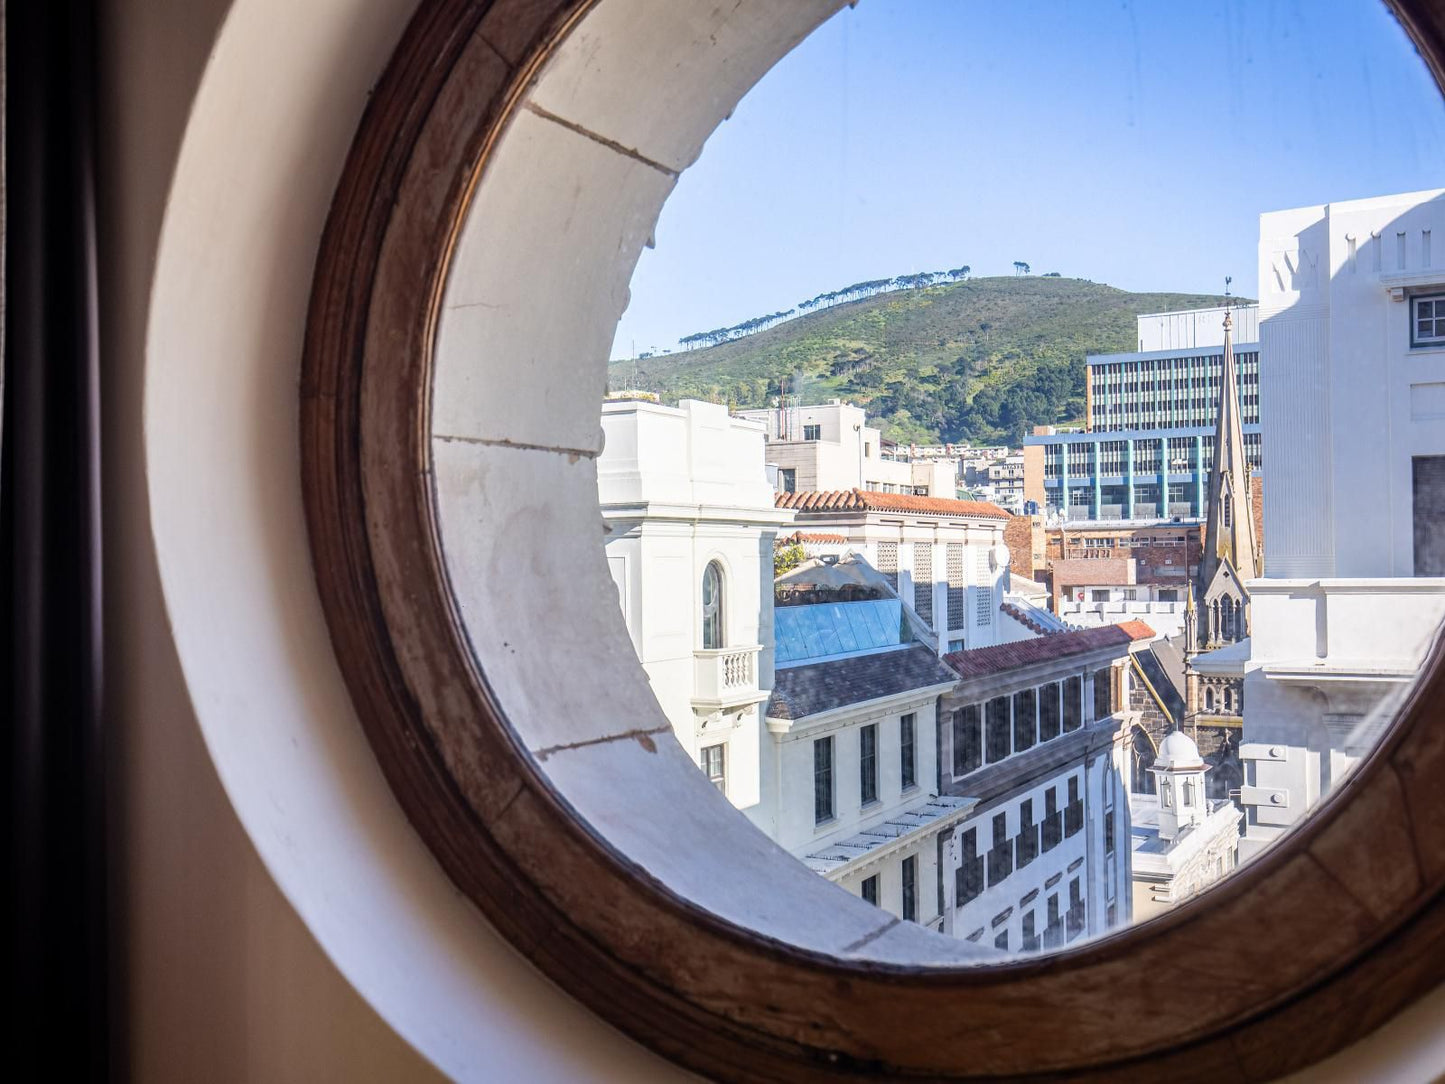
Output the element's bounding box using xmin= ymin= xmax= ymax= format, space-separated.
xmin=1413 ymin=293 xmax=1445 ymax=347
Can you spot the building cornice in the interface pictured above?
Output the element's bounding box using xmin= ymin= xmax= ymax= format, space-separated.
xmin=765 ymin=682 xmax=954 ymax=737
xmin=600 ymin=500 xmax=797 ymax=527
xmin=808 ymin=796 xmax=981 ymax=879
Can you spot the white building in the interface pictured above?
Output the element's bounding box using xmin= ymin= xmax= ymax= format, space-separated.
xmin=1059 ymin=584 xmax=1189 ymax=639
xmin=600 ymin=400 xmax=977 ymax=933
xmin=598 ymin=398 xmax=794 ymax=814
xmin=774 ymin=490 xmax=1012 ymax=655
xmin=1129 ymin=730 xmax=1241 ymax=921
xmin=985 ymin=454 xmax=1027 ymax=514
xmin=1235 ymin=189 xmax=1445 ymax=858
xmin=1136 ymin=304 xmax=1261 ymax=352
xmin=762 ymin=594 xmax=972 ymax=930
xmin=735 ymin=400 xmax=957 ymax=497
xmin=937 ymin=624 xmax=1147 ymax=951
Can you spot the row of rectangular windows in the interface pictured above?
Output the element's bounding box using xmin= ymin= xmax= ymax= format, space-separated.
xmin=949 ymin=670 xmax=1111 ymax=779
xmin=957 ymin=789 xmax=1121 ymax=951
xmin=813 ymin=713 xmax=916 ymax=825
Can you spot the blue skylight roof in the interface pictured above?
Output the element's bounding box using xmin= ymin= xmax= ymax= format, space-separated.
xmin=775 ymin=599 xmax=906 ymax=665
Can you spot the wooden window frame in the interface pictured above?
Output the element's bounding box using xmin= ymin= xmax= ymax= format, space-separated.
xmin=299 ymin=0 xmax=1445 ymax=1078
xmin=813 ymin=735 xmax=835 ymax=825
xmin=859 ymin=723 xmax=879 ymax=808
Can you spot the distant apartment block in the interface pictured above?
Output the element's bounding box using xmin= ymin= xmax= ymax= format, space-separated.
xmin=982 ymin=454 xmax=1027 ymax=513
xmin=1089 ymin=305 xmax=1261 ymax=432
xmin=735 ymin=400 xmax=957 ymax=497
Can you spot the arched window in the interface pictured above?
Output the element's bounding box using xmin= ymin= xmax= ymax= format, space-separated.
xmin=702 ymin=561 xmax=725 ymax=650
xmin=1205 ymin=687 xmax=1216 ymax=711
xmin=1224 ymin=492 xmax=1233 ymax=528
xmin=1183 ymin=780 xmax=1196 ymax=807
xmin=1221 ymin=597 xmax=1234 ymax=641
xmin=1224 ymin=687 xmax=1235 ymax=712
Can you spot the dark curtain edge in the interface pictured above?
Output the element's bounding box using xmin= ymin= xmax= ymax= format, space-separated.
xmin=2 ymin=0 xmax=106 ymax=1078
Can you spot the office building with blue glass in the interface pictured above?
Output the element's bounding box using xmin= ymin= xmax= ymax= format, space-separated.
xmin=1023 ymin=306 xmax=1263 ymax=521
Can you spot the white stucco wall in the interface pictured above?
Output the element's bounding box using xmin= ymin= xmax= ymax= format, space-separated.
xmin=766 ymin=694 xmax=943 ymax=854
xmin=599 ymin=399 xmax=790 ymax=812
xmin=1258 ymin=189 xmax=1445 ymax=578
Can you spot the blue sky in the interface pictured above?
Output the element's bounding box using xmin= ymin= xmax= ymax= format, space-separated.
xmin=612 ymin=0 xmax=1445 ymax=358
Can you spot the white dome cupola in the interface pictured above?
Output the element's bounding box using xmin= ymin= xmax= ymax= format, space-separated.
xmin=1151 ymin=729 xmax=1208 ymax=842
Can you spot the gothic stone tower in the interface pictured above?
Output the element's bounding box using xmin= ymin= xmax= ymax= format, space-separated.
xmin=1179 ymin=304 xmax=1255 ymax=802
xmin=1194 ymin=304 xmax=1259 ymax=651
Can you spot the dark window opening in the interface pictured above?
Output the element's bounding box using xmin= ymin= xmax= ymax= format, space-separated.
xmin=988 ymin=812 xmax=1013 ymax=887
xmin=859 ymin=724 xmax=878 ymax=806
xmin=902 ymin=855 xmax=918 ymax=923
xmin=900 ymin=713 xmax=916 ymax=790
xmin=861 ymin=874 xmax=879 ymax=906
xmin=1413 ymin=455 xmax=1445 ymax=575
xmin=814 ymin=737 xmax=834 ymax=824
xmin=956 ymin=828 xmax=984 ymax=907
xmin=1013 ymin=688 xmax=1037 ymax=752
xmin=952 ymin=705 xmax=983 ymax=776
xmin=1063 ymin=676 xmax=1083 ymax=732
xmin=1039 ymin=682 xmax=1061 ymax=742
xmin=986 ymin=696 xmax=1011 ymax=763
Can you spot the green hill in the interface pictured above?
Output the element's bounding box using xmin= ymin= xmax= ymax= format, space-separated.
xmin=608 ymin=277 xmax=1241 ymax=445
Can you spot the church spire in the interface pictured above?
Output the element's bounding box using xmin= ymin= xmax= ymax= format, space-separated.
xmin=1197 ymin=288 xmax=1260 ymax=619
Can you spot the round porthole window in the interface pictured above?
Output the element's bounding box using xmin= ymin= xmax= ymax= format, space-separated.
xmin=302 ymin=0 xmax=1445 ymax=1077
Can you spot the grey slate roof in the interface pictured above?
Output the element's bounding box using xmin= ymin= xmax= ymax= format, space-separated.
xmin=766 ymin=643 xmax=959 ymax=721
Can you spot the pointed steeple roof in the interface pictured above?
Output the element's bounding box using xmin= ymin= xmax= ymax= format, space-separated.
xmin=1198 ymin=303 xmax=1260 ymax=597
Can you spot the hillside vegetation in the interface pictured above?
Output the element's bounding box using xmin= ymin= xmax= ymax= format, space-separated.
xmin=608 ymin=277 xmax=1239 ymax=445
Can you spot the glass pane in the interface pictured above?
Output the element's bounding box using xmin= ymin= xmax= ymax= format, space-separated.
xmin=428 ymin=0 xmax=1445 ymax=965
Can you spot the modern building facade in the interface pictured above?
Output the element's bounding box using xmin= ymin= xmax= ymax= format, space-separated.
xmin=1022 ymin=305 xmax=1264 ymax=522
xmin=937 ymin=624 xmax=1150 ymax=951
xmin=598 ymin=398 xmax=794 ymax=813
xmin=1024 ymin=425 xmax=1262 ymax=522
xmin=773 ymin=490 xmax=1012 ymax=656
xmin=1235 ymin=189 xmax=1445 ymax=859
xmin=1088 ymin=305 xmax=1261 ymax=432
xmin=735 ymin=400 xmax=957 ymax=497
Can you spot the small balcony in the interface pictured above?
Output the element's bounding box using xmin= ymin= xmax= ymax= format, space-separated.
xmin=692 ymin=645 xmax=766 ymax=712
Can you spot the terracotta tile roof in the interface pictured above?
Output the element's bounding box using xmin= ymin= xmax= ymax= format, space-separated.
xmin=776 ymin=489 xmax=1010 ymax=520
xmin=1000 ymin=601 xmax=1054 ymax=636
xmin=944 ymin=621 xmax=1155 ymax=679
xmin=778 ymin=531 xmax=850 ymax=545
